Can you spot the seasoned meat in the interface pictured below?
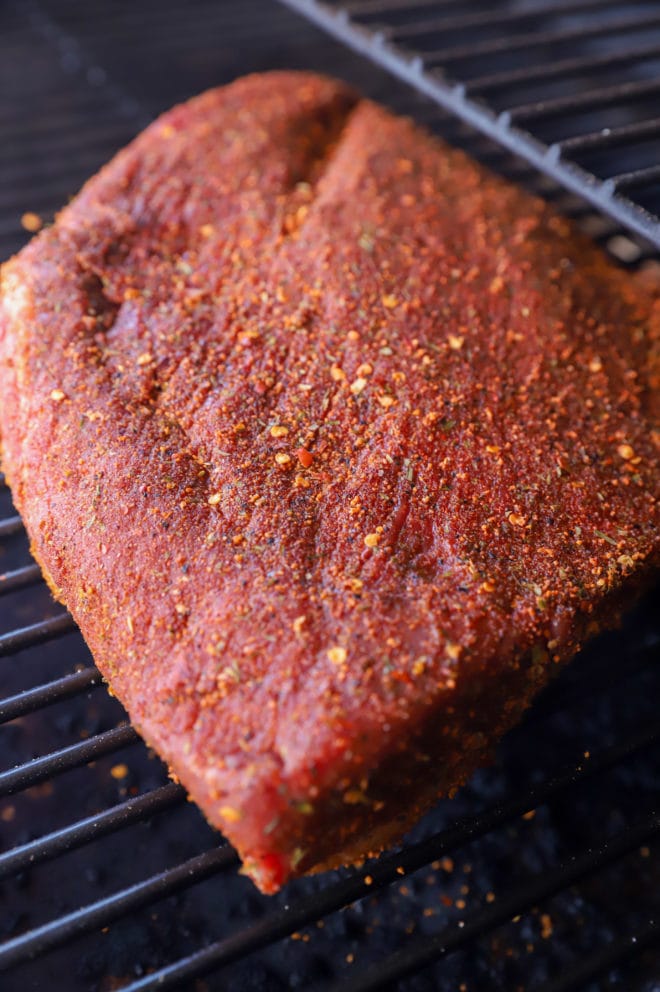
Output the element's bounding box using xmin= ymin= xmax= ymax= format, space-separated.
xmin=0 ymin=72 xmax=658 ymax=893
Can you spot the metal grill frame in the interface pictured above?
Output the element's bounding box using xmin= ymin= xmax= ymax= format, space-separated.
xmin=279 ymin=0 xmax=660 ymax=250
xmin=1 ymin=2 xmax=660 ymax=990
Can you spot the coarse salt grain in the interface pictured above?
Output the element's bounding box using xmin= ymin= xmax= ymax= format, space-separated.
xmin=327 ymin=646 xmax=347 ymax=665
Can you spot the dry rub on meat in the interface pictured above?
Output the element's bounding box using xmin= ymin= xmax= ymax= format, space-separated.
xmin=1 ymin=72 xmax=658 ymax=893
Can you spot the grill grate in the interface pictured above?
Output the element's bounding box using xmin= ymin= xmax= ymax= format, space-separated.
xmin=1 ymin=2 xmax=660 ymax=991
xmin=280 ymin=0 xmax=660 ymax=250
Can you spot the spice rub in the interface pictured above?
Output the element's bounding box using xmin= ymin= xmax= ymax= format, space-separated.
xmin=0 ymin=72 xmax=658 ymax=892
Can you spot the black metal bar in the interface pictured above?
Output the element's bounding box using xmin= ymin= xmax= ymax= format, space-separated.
xmin=0 ymin=614 xmax=77 ymax=657
xmin=0 ymin=563 xmax=43 ymax=597
xmin=466 ymin=43 xmax=660 ymax=95
xmin=0 ymin=515 xmax=24 ymax=538
xmin=536 ymin=917 xmax=660 ymax=992
xmin=425 ymin=10 xmax=660 ymax=65
xmin=345 ymin=0 xmax=467 ymax=17
xmin=608 ymin=164 xmax=660 ymax=193
xmin=506 ymin=78 xmax=660 ymax=125
xmin=0 ymin=724 xmax=139 ymax=797
xmin=0 ymin=120 xmax=135 ymax=164
xmin=278 ymin=0 xmax=660 ymax=249
xmin=0 ymin=667 xmax=101 ymax=724
xmin=0 ymin=782 xmax=186 ymax=881
xmin=390 ymin=0 xmax=629 ymax=42
xmin=558 ymin=117 xmax=660 ymax=155
xmin=331 ymin=815 xmax=660 ymax=992
xmin=0 ymin=846 xmax=237 ymax=969
xmin=106 ymin=722 xmax=660 ymax=992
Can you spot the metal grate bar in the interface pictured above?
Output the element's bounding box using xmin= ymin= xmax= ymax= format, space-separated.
xmin=0 ymin=121 xmax=135 ymax=165
xmin=425 ymin=11 xmax=660 ymax=65
xmin=0 ymin=846 xmax=237 ymax=970
xmin=0 ymin=515 xmax=24 ymax=538
xmin=345 ymin=0 xmax=479 ymax=16
xmin=334 ymin=814 xmax=660 ymax=992
xmin=0 ymin=782 xmax=185 ymax=881
xmin=506 ymin=78 xmax=660 ymax=125
xmin=0 ymin=614 xmax=78 ymax=657
xmin=0 ymin=563 xmax=43 ymax=597
xmin=0 ymin=667 xmax=101 ymax=724
xmin=466 ymin=43 xmax=660 ymax=95
xmin=537 ymin=917 xmax=660 ymax=992
xmin=558 ymin=117 xmax=660 ymax=154
xmin=0 ymin=723 xmax=139 ymax=797
xmin=608 ymin=163 xmax=660 ymax=192
xmin=389 ymin=0 xmax=631 ymax=42
xmin=103 ymin=721 xmax=660 ymax=992
xmin=0 ymin=145 xmax=133 ymax=190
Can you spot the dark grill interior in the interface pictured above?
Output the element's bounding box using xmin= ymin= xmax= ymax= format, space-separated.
xmin=0 ymin=2 xmax=659 ymax=991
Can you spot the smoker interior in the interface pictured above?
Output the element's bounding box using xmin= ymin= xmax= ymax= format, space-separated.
xmin=1 ymin=1 xmax=659 ymax=991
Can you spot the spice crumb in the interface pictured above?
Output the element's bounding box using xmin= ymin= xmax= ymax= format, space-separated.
xmin=21 ymin=211 xmax=43 ymax=232
xmin=327 ymin=646 xmax=347 ymax=665
xmin=292 ymin=616 xmax=306 ymax=636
